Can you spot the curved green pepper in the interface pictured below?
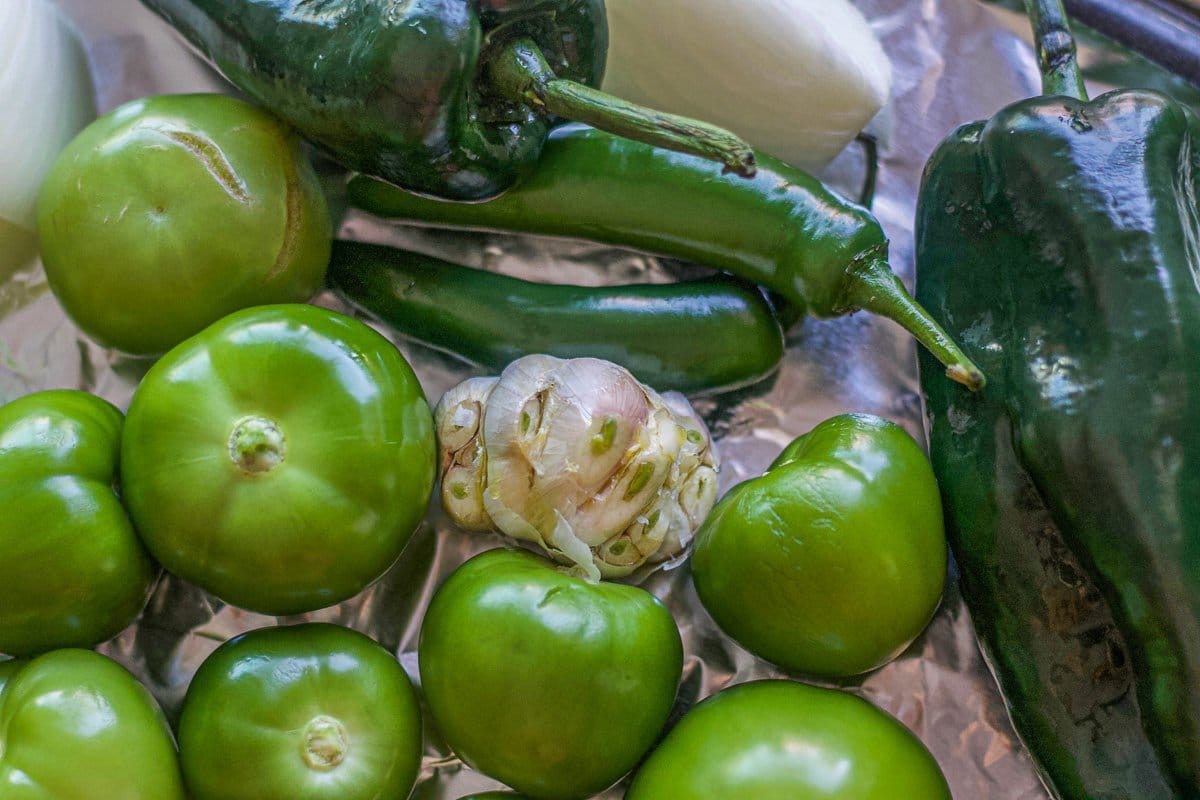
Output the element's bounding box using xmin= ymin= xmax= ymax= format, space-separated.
xmin=0 ymin=390 xmax=156 ymax=657
xmin=626 ymin=680 xmax=951 ymax=799
xmin=691 ymin=414 xmax=946 ymax=678
xmin=327 ymin=240 xmax=784 ymax=394
xmin=0 ymin=649 xmax=186 ymax=798
xmin=139 ymin=0 xmax=754 ymax=201
xmin=178 ymin=624 xmax=422 ymax=800
xmin=349 ymin=124 xmax=984 ymax=390
xmin=419 ymin=548 xmax=682 ymax=800
xmin=917 ymin=1 xmax=1200 ymax=796
xmin=120 ymin=304 xmax=437 ymax=616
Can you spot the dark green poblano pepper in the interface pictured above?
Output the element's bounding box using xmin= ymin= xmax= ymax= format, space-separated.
xmin=139 ymin=0 xmax=755 ymax=201
xmin=917 ymin=2 xmax=1200 ymax=798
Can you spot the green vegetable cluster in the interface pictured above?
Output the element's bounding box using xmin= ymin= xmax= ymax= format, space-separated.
xmin=27 ymin=0 xmax=1197 ymax=796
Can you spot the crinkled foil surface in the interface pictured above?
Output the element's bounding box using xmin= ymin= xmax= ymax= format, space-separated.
xmin=11 ymin=1 xmax=1178 ymax=797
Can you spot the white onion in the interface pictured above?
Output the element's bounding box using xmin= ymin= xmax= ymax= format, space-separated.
xmin=601 ymin=0 xmax=893 ymax=172
xmin=0 ymin=0 xmax=95 ymax=272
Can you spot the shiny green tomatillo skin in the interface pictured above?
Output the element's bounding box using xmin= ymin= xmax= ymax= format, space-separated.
xmin=691 ymin=414 xmax=946 ymax=678
xmin=626 ymin=680 xmax=951 ymax=800
xmin=0 ymin=649 xmax=186 ymax=799
xmin=140 ymin=0 xmax=605 ymax=201
xmin=349 ymin=124 xmax=984 ymax=390
xmin=327 ymin=239 xmax=784 ymax=395
xmin=179 ymin=624 xmax=422 ymax=800
xmin=120 ymin=304 xmax=437 ymax=616
xmin=0 ymin=660 xmax=22 ymax=697
xmin=0 ymin=390 xmax=156 ymax=657
xmin=419 ymin=548 xmax=683 ymax=800
xmin=918 ymin=5 xmax=1200 ymax=795
xmin=37 ymin=94 xmax=330 ymax=355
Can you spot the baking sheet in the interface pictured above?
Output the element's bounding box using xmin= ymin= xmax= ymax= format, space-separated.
xmin=7 ymin=1 xmax=1160 ymax=796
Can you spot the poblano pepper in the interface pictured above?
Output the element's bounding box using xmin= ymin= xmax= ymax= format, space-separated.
xmin=139 ymin=0 xmax=755 ymax=201
xmin=917 ymin=2 xmax=1200 ymax=797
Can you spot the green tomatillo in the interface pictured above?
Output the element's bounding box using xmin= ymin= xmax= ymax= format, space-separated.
xmin=626 ymin=680 xmax=952 ymax=799
xmin=0 ymin=649 xmax=187 ymax=799
xmin=37 ymin=93 xmax=331 ymax=355
xmin=419 ymin=548 xmax=683 ymax=800
xmin=0 ymin=390 xmax=156 ymax=657
xmin=120 ymin=304 xmax=437 ymax=615
xmin=178 ymin=624 xmax=422 ymax=800
xmin=691 ymin=414 xmax=947 ymax=678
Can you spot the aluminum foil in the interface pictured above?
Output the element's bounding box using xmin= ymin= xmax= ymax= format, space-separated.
xmin=8 ymin=1 xmax=1172 ymax=797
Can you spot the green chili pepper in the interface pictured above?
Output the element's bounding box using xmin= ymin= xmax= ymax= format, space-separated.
xmin=349 ymin=124 xmax=985 ymax=391
xmin=917 ymin=1 xmax=1200 ymax=797
xmin=139 ymin=0 xmax=755 ymax=201
xmin=327 ymin=240 xmax=784 ymax=395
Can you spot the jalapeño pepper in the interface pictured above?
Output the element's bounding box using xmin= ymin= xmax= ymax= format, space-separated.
xmin=326 ymin=239 xmax=784 ymax=394
xmin=350 ymin=124 xmax=985 ymax=390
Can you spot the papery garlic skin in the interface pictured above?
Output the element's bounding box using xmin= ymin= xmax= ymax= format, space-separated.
xmin=435 ymin=356 xmax=719 ymax=580
xmin=436 ymin=376 xmax=497 ymax=531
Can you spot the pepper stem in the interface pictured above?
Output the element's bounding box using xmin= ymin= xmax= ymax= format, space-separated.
xmin=301 ymin=716 xmax=349 ymax=770
xmin=843 ymin=258 xmax=986 ymax=392
xmin=1023 ymin=0 xmax=1089 ymax=100
xmin=487 ymin=38 xmax=757 ymax=178
xmin=228 ymin=416 xmax=286 ymax=474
